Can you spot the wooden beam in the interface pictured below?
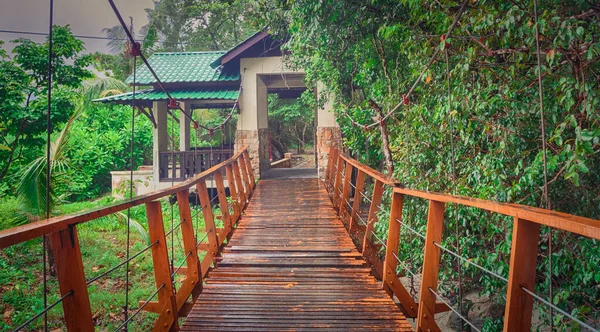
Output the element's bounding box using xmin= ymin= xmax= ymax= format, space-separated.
xmin=243 ymin=149 xmax=256 ymax=189
xmin=196 ymin=181 xmax=219 ymax=259
xmin=339 ymin=162 xmax=353 ymax=220
xmin=503 ymin=218 xmax=541 ymax=331
xmin=416 ymin=200 xmax=445 ymax=332
xmin=176 ymin=190 xmax=203 ymax=314
xmin=382 ymin=192 xmax=419 ymax=318
xmin=238 ymin=154 xmax=252 ymax=199
xmin=333 ymin=156 xmax=344 ymax=209
xmin=362 ymin=180 xmax=384 ymax=253
xmin=349 ymin=170 xmax=366 ymax=232
xmin=213 ymin=171 xmax=232 ymax=235
xmin=48 ymin=227 xmax=94 ymax=331
xmin=225 ymin=164 xmax=240 ymax=224
xmin=145 ymin=201 xmax=179 ymax=332
xmin=232 ymin=159 xmax=246 ymax=209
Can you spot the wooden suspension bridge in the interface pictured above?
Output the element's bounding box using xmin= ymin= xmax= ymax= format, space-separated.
xmin=0 ymin=146 xmax=599 ymax=331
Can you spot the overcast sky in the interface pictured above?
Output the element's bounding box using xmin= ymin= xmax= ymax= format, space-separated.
xmin=0 ymin=0 xmax=155 ymax=54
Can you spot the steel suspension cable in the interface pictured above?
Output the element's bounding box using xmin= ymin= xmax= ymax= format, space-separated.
xmin=123 ymin=53 xmax=138 ymax=331
xmin=533 ymin=0 xmax=553 ymax=328
xmin=43 ymin=1 xmax=54 ymax=330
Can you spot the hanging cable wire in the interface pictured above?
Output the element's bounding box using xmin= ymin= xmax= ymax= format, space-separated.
xmin=533 ymin=0 xmax=553 ymax=328
xmin=123 ymin=51 xmax=138 ymax=331
xmin=43 ymin=1 xmax=54 ymax=330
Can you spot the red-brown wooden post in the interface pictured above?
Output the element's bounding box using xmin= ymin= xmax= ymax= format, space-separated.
xmin=243 ymin=150 xmax=255 ymax=189
xmin=48 ymin=228 xmax=94 ymax=331
xmin=339 ymin=162 xmax=353 ymax=220
xmin=196 ymin=180 xmax=219 ymax=259
xmin=362 ymin=180 xmax=384 ymax=253
xmin=324 ymin=144 xmax=335 ymax=188
xmin=175 ymin=190 xmax=202 ymax=313
xmin=349 ymin=170 xmax=366 ymax=232
xmin=383 ymin=192 xmax=418 ymax=318
xmin=503 ymin=217 xmax=541 ymax=331
xmin=213 ymin=171 xmax=232 ymax=235
xmin=333 ymin=157 xmax=344 ymax=208
xmin=232 ymin=159 xmax=246 ymax=208
xmin=416 ymin=200 xmax=445 ymax=332
xmin=238 ymin=154 xmax=252 ymax=198
xmin=145 ymin=201 xmax=179 ymax=331
xmin=328 ymin=147 xmax=339 ymax=191
xmin=225 ymin=164 xmax=240 ymax=224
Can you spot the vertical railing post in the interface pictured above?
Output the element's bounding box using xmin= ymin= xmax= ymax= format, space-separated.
xmin=503 ymin=218 xmax=541 ymax=331
xmin=327 ymin=147 xmax=338 ymax=191
xmin=243 ymin=150 xmax=255 ymax=189
xmin=382 ymin=192 xmax=418 ymax=318
xmin=324 ymin=144 xmax=335 ymax=187
xmin=225 ymin=164 xmax=240 ymax=224
xmin=214 ymin=171 xmax=233 ymax=236
xmin=48 ymin=227 xmax=94 ymax=331
xmin=362 ymin=180 xmax=384 ymax=253
xmin=349 ymin=170 xmax=365 ymax=232
xmin=333 ymin=156 xmax=344 ymax=208
xmin=339 ymin=162 xmax=353 ymax=220
xmin=239 ymin=154 xmax=252 ymax=197
xmin=196 ymin=180 xmax=219 ymax=260
xmin=232 ymin=159 xmax=246 ymax=209
xmin=175 ymin=190 xmax=203 ymax=314
xmin=145 ymin=201 xmax=179 ymax=331
xmin=416 ymin=200 xmax=445 ymax=332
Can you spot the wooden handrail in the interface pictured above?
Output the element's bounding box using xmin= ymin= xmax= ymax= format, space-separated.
xmin=324 ymin=145 xmax=600 ymax=331
xmin=394 ymin=186 xmax=600 ymax=240
xmin=0 ymin=147 xmax=256 ymax=332
xmin=0 ymin=147 xmax=249 ymax=249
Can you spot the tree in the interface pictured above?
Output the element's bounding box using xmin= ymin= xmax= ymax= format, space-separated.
xmin=144 ymin=0 xmax=255 ymax=52
xmin=253 ymin=1 xmax=600 ymax=328
xmin=0 ymin=26 xmax=92 ymax=185
xmin=268 ymin=92 xmax=315 ymax=158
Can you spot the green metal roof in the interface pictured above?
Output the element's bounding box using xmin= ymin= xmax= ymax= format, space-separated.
xmin=94 ymin=88 xmax=239 ymax=103
xmin=126 ymin=52 xmax=240 ymax=85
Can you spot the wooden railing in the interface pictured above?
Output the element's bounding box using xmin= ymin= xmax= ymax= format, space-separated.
xmin=0 ymin=147 xmax=256 ymax=331
xmin=324 ymin=145 xmax=600 ymax=332
xmin=158 ymin=148 xmax=234 ymax=182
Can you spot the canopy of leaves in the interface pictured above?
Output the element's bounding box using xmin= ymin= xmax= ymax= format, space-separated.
xmin=0 ymin=25 xmax=92 ymax=186
xmin=253 ymin=0 xmax=600 ymax=329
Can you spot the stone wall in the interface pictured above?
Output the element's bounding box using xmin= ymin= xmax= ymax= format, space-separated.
xmin=316 ymin=126 xmax=342 ymax=178
xmin=234 ymin=129 xmax=260 ymax=178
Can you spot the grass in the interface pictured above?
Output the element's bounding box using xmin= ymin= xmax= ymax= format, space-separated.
xmin=0 ymin=195 xmax=220 ymax=331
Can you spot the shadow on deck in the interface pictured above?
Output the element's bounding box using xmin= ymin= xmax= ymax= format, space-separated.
xmin=180 ymin=177 xmax=412 ymax=331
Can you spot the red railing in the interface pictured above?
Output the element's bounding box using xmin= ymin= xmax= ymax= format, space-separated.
xmin=0 ymin=147 xmax=255 ymax=331
xmin=324 ymin=145 xmax=600 ymax=332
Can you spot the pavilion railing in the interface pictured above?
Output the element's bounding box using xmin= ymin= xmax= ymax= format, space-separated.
xmin=159 ymin=148 xmax=234 ymax=182
xmin=324 ymin=144 xmax=600 ymax=332
xmin=0 ymin=147 xmax=256 ymax=331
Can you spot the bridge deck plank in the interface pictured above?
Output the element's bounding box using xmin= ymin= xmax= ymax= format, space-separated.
xmin=181 ymin=178 xmax=412 ymax=331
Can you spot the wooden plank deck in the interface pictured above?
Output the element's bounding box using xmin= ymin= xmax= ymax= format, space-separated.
xmin=181 ymin=178 xmax=412 ymax=331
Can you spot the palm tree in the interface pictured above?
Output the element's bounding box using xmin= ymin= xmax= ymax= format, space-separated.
xmin=15 ymin=77 xmax=149 ymax=242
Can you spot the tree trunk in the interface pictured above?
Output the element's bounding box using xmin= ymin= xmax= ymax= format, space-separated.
xmin=368 ymin=99 xmax=394 ymax=175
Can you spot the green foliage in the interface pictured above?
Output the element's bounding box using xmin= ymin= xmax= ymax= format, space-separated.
xmin=268 ymin=92 xmax=315 ymax=157
xmin=254 ymin=0 xmax=600 ymax=329
xmin=60 ymin=103 xmax=153 ymax=201
xmin=0 ymin=25 xmax=92 ymax=187
xmin=145 ymin=0 xmax=255 ymax=52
